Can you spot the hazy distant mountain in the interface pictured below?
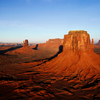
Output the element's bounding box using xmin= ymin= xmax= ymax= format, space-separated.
xmin=0 ymin=42 xmax=36 ymax=47
xmin=96 ymin=40 xmax=100 ymax=45
xmin=0 ymin=43 xmax=23 ymax=47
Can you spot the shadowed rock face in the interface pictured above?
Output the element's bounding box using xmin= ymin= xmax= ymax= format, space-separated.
xmin=23 ymin=39 xmax=28 ymax=47
xmin=63 ymin=30 xmax=93 ymax=52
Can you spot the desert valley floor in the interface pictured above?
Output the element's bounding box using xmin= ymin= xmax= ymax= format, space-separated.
xmin=0 ymin=45 xmax=100 ymax=100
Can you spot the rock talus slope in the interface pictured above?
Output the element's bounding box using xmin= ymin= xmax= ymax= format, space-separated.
xmin=38 ymin=30 xmax=100 ymax=81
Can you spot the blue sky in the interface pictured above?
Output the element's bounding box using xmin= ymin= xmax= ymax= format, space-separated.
xmin=0 ymin=0 xmax=100 ymax=43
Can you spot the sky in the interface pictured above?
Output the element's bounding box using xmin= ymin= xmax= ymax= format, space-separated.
xmin=0 ymin=0 xmax=100 ymax=43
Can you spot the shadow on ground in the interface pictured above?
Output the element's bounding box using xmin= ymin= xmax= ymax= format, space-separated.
xmin=32 ymin=44 xmax=38 ymax=50
xmin=24 ymin=45 xmax=63 ymax=65
xmin=0 ymin=46 xmax=22 ymax=55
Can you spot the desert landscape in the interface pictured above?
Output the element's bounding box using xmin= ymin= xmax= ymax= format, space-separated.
xmin=0 ymin=30 xmax=100 ymax=100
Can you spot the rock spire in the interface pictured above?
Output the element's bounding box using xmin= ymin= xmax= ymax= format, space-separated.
xmin=23 ymin=39 xmax=28 ymax=47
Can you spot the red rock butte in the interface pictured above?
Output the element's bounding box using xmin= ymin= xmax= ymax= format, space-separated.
xmin=63 ymin=30 xmax=94 ymax=52
xmin=38 ymin=30 xmax=100 ymax=81
xmin=39 ymin=38 xmax=63 ymax=48
xmin=6 ymin=39 xmax=35 ymax=54
xmin=23 ymin=39 xmax=28 ymax=47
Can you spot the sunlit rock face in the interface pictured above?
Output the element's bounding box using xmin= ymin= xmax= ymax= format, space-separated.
xmin=38 ymin=30 xmax=100 ymax=81
xmin=46 ymin=38 xmax=64 ymax=44
xmin=63 ymin=30 xmax=94 ymax=52
xmin=23 ymin=39 xmax=28 ymax=47
xmin=39 ymin=38 xmax=64 ymax=48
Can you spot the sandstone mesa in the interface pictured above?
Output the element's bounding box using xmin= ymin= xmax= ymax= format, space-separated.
xmin=37 ymin=30 xmax=100 ymax=81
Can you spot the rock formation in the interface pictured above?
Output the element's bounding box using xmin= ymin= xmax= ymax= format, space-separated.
xmin=39 ymin=38 xmax=64 ymax=48
xmin=6 ymin=39 xmax=35 ymax=54
xmin=63 ymin=30 xmax=94 ymax=52
xmin=23 ymin=39 xmax=28 ymax=47
xmin=37 ymin=30 xmax=100 ymax=80
xmin=31 ymin=30 xmax=100 ymax=99
xmin=46 ymin=38 xmax=63 ymax=44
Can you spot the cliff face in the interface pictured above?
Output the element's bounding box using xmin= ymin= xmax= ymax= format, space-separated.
xmin=63 ymin=30 xmax=93 ymax=52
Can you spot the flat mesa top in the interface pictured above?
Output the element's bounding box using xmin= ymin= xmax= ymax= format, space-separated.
xmin=68 ymin=30 xmax=87 ymax=35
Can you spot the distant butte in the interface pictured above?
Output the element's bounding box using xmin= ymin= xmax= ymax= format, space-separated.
xmin=96 ymin=40 xmax=100 ymax=45
xmin=23 ymin=39 xmax=28 ymax=47
xmin=39 ymin=38 xmax=63 ymax=48
xmin=6 ymin=39 xmax=35 ymax=54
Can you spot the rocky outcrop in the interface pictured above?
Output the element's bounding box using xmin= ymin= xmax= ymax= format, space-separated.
xmin=23 ymin=39 xmax=28 ymax=47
